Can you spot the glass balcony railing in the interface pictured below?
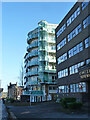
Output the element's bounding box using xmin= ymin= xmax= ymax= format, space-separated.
xmin=39 ymin=66 xmax=56 ymax=73
xmin=26 ymin=71 xmax=38 ymax=76
xmin=27 ymin=33 xmax=38 ymax=42
xmin=27 ymin=61 xmax=38 ymax=67
xmin=41 ymin=79 xmax=56 ymax=84
xmin=39 ymin=56 xmax=48 ymax=61
xmin=27 ymin=41 xmax=38 ymax=50
xmin=27 ymin=51 xmax=38 ymax=59
xmin=23 ymin=90 xmax=43 ymax=95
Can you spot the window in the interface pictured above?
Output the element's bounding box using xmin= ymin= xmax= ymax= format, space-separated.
xmin=67 ymin=24 xmax=81 ymax=42
xmin=79 ymin=42 xmax=83 ymax=51
xmin=66 ymin=86 xmax=69 ymax=93
xmin=69 ymin=61 xmax=84 ymax=75
xmin=49 ymin=86 xmax=52 ymax=90
xmin=86 ymin=59 xmax=90 ymax=64
xmin=70 ymin=82 xmax=86 ymax=93
xmin=57 ymin=38 xmax=66 ymax=51
xmin=58 ymin=86 xmax=64 ymax=93
xmin=67 ymin=18 xmax=71 ymax=26
xmin=77 ymin=24 xmax=81 ymax=33
xmin=67 ymin=32 xmax=72 ymax=42
xmin=83 ymin=17 xmax=88 ymax=29
xmin=70 ymin=85 xmax=73 ymax=93
xmin=76 ymin=7 xmax=80 ymax=16
xmin=56 ymin=24 xmax=66 ymax=38
xmin=58 ymin=85 xmax=69 ymax=93
xmin=82 ymin=2 xmax=88 ymax=10
xmin=68 ymin=42 xmax=83 ymax=58
xmin=76 ymin=83 xmax=79 ymax=92
xmin=58 ymin=68 xmax=68 ymax=79
xmin=73 ymin=46 xmax=77 ymax=55
xmin=85 ymin=37 xmax=90 ymax=48
xmin=67 ymin=7 xmax=80 ymax=27
xmin=53 ymin=87 xmax=57 ymax=90
xmin=52 ymin=76 xmax=56 ymax=80
xmin=71 ymin=14 xmax=75 ymax=22
xmin=65 ymin=86 xmax=67 ymax=93
xmin=58 ymin=53 xmax=67 ymax=64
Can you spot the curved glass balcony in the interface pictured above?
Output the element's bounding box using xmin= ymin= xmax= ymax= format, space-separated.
xmin=27 ymin=71 xmax=38 ymax=76
xmin=27 ymin=61 xmax=39 ymax=67
xmin=43 ymin=79 xmax=56 ymax=84
xmin=39 ymin=66 xmax=56 ymax=73
xmin=27 ymin=50 xmax=38 ymax=59
xmin=27 ymin=41 xmax=38 ymax=51
xmin=27 ymin=33 xmax=38 ymax=43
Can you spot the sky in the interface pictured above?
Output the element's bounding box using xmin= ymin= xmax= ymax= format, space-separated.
xmin=1 ymin=2 xmax=75 ymax=92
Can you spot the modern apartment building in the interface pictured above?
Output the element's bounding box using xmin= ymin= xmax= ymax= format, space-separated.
xmin=56 ymin=2 xmax=90 ymax=102
xmin=24 ymin=21 xmax=58 ymax=102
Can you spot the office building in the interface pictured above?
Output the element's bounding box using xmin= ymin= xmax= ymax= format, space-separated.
xmin=56 ymin=2 xmax=90 ymax=102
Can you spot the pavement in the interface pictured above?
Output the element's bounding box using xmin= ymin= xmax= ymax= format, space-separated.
xmin=0 ymin=99 xmax=8 ymax=120
xmin=7 ymin=101 xmax=88 ymax=120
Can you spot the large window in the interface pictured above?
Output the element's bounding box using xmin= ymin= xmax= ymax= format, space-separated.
xmin=86 ymin=59 xmax=90 ymax=64
xmin=56 ymin=24 xmax=66 ymax=38
xmin=57 ymin=38 xmax=66 ymax=51
xmin=67 ymin=7 xmax=80 ymax=27
xmin=58 ymin=85 xmax=69 ymax=93
xmin=68 ymin=24 xmax=81 ymax=42
xmin=58 ymin=82 xmax=86 ymax=94
xmin=68 ymin=42 xmax=83 ymax=58
xmin=57 ymin=53 xmax=67 ymax=64
xmin=83 ymin=16 xmax=90 ymax=29
xmin=58 ymin=68 xmax=68 ymax=79
xmin=69 ymin=61 xmax=84 ymax=75
xmin=85 ymin=37 xmax=90 ymax=48
xmin=82 ymin=2 xmax=89 ymax=10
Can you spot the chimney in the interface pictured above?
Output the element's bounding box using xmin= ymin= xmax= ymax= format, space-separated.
xmin=10 ymin=82 xmax=11 ymax=86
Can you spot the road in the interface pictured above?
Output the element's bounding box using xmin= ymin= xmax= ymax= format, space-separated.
xmin=7 ymin=101 xmax=88 ymax=120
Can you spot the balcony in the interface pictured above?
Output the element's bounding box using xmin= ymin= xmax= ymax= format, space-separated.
xmin=39 ymin=56 xmax=48 ymax=61
xmin=27 ymin=51 xmax=38 ymax=59
xmin=27 ymin=61 xmax=38 ymax=68
xmin=23 ymin=90 xmax=43 ymax=96
xmin=26 ymin=71 xmax=38 ymax=77
xmin=48 ymin=39 xmax=55 ymax=43
xmin=48 ymin=49 xmax=56 ymax=53
xmin=27 ymin=34 xmax=38 ymax=43
xmin=48 ymin=58 xmax=56 ymax=63
xmin=27 ymin=41 xmax=38 ymax=51
xmin=41 ymin=79 xmax=56 ymax=84
xmin=39 ymin=66 xmax=56 ymax=73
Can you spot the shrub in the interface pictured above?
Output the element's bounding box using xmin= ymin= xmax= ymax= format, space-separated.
xmin=6 ymin=98 xmax=15 ymax=103
xmin=60 ymin=98 xmax=68 ymax=108
xmin=69 ymin=102 xmax=82 ymax=109
xmin=60 ymin=97 xmax=77 ymax=109
xmin=63 ymin=98 xmax=76 ymax=103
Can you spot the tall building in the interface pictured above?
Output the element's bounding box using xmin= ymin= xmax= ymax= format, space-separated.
xmin=56 ymin=2 xmax=90 ymax=102
xmin=24 ymin=21 xmax=58 ymax=102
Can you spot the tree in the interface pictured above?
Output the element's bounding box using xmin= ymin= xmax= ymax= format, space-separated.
xmin=19 ymin=63 xmax=24 ymax=86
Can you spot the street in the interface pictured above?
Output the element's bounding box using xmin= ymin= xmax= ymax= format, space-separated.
xmin=7 ymin=101 xmax=88 ymax=120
